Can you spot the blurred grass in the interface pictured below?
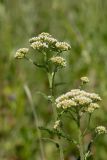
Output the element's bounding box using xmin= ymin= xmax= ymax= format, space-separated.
xmin=0 ymin=0 xmax=107 ymax=159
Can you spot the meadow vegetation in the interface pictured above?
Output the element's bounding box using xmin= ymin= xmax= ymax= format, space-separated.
xmin=0 ymin=0 xmax=107 ymax=160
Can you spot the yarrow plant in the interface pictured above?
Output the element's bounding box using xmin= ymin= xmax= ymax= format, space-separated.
xmin=55 ymin=83 xmax=105 ymax=160
xmin=15 ymin=32 xmax=107 ymax=160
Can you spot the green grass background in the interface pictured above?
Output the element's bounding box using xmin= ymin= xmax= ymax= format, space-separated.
xmin=0 ymin=0 xmax=107 ymax=159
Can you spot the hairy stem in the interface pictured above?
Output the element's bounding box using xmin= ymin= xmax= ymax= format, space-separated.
xmin=79 ymin=130 xmax=84 ymax=160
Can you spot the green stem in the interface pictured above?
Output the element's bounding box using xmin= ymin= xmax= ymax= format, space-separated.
xmin=47 ymin=66 xmax=57 ymax=97
xmin=83 ymin=114 xmax=91 ymax=136
xmin=79 ymin=130 xmax=84 ymax=160
xmin=77 ymin=111 xmax=84 ymax=160
xmin=24 ymin=85 xmax=46 ymax=160
xmin=47 ymin=70 xmax=64 ymax=160
xmin=51 ymin=67 xmax=57 ymax=95
xmin=69 ymin=110 xmax=77 ymax=122
xmin=59 ymin=140 xmax=64 ymax=160
xmin=24 ymin=56 xmax=48 ymax=71
xmin=47 ymin=71 xmax=57 ymax=120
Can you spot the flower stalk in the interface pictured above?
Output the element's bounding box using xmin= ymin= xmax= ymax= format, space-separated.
xmin=47 ymin=69 xmax=64 ymax=160
xmin=77 ymin=114 xmax=84 ymax=160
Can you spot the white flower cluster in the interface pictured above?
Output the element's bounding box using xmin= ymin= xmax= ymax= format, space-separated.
xmin=86 ymin=103 xmax=100 ymax=113
xmin=95 ymin=126 xmax=107 ymax=135
xmin=50 ymin=56 xmax=66 ymax=67
xmin=57 ymin=99 xmax=77 ymax=109
xmin=53 ymin=120 xmax=61 ymax=129
xmin=73 ymin=96 xmax=92 ymax=106
xmin=15 ymin=48 xmax=29 ymax=59
xmin=29 ymin=34 xmax=57 ymax=45
xmin=80 ymin=76 xmax=89 ymax=83
xmin=39 ymin=32 xmax=52 ymax=37
xmin=29 ymin=32 xmax=71 ymax=52
xmin=31 ymin=41 xmax=48 ymax=51
xmin=55 ymin=42 xmax=71 ymax=52
xmin=55 ymin=89 xmax=101 ymax=111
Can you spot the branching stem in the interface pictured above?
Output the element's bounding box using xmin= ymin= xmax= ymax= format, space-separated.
xmin=47 ymin=68 xmax=64 ymax=160
xmin=24 ymin=56 xmax=48 ymax=71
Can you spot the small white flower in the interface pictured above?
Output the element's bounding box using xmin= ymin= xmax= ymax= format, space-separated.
xmin=56 ymin=99 xmax=76 ymax=109
xmin=50 ymin=56 xmax=66 ymax=67
xmin=31 ymin=41 xmax=48 ymax=50
xmin=14 ymin=48 xmax=29 ymax=59
xmin=73 ymin=96 xmax=92 ymax=106
xmin=55 ymin=94 xmax=67 ymax=103
xmin=86 ymin=103 xmax=100 ymax=113
xmin=95 ymin=126 xmax=107 ymax=135
xmin=55 ymin=42 xmax=71 ymax=51
xmin=29 ymin=37 xmax=41 ymax=43
xmin=38 ymin=32 xmax=52 ymax=37
xmin=43 ymin=37 xmax=57 ymax=44
xmin=80 ymin=77 xmax=89 ymax=83
xmin=65 ymin=89 xmax=81 ymax=98
xmin=53 ymin=120 xmax=60 ymax=129
xmin=87 ymin=93 xmax=102 ymax=102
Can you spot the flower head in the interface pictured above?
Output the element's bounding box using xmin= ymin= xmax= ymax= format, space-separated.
xmin=80 ymin=76 xmax=89 ymax=83
xmin=57 ymin=99 xmax=77 ymax=109
xmin=87 ymin=93 xmax=102 ymax=102
xmin=86 ymin=103 xmax=100 ymax=113
xmin=29 ymin=32 xmax=71 ymax=53
xmin=55 ymin=42 xmax=71 ymax=52
xmin=55 ymin=94 xmax=67 ymax=103
xmin=29 ymin=32 xmax=58 ymax=52
xmin=50 ymin=56 xmax=66 ymax=67
xmin=14 ymin=48 xmax=29 ymax=59
xmin=53 ymin=120 xmax=61 ymax=129
xmin=55 ymin=89 xmax=101 ymax=110
xmin=95 ymin=126 xmax=107 ymax=135
xmin=38 ymin=32 xmax=52 ymax=37
xmin=31 ymin=41 xmax=48 ymax=51
xmin=39 ymin=32 xmax=57 ymax=44
xmin=29 ymin=37 xmax=41 ymax=44
xmin=73 ymin=96 xmax=92 ymax=106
